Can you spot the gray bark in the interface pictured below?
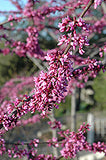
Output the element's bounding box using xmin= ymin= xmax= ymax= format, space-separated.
xmin=71 ymin=87 xmax=77 ymax=131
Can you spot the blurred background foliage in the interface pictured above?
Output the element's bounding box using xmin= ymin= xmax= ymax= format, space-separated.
xmin=0 ymin=53 xmax=36 ymax=85
xmin=93 ymin=71 xmax=106 ymax=110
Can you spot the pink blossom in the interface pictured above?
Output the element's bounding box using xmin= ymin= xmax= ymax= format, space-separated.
xmin=94 ymin=0 xmax=103 ymax=9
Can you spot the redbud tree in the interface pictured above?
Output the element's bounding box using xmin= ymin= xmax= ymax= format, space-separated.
xmin=0 ymin=0 xmax=106 ymax=159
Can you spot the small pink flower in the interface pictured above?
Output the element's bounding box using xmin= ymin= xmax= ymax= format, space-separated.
xmin=94 ymin=0 xmax=103 ymax=9
xmin=99 ymin=52 xmax=103 ymax=57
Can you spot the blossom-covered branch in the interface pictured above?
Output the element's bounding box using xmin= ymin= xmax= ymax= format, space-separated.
xmin=0 ymin=0 xmax=106 ymax=159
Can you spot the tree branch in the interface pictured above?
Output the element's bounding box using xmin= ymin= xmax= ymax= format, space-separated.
xmin=0 ymin=61 xmax=105 ymax=130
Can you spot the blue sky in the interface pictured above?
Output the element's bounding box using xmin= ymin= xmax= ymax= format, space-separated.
xmin=0 ymin=0 xmax=27 ymax=22
xmin=0 ymin=1 xmax=16 ymax=11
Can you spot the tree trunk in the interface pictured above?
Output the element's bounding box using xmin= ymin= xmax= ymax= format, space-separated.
xmin=71 ymin=87 xmax=77 ymax=131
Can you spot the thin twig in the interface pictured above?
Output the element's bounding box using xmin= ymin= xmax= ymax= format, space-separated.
xmin=48 ymin=109 xmax=59 ymax=157
xmin=0 ymin=16 xmax=26 ymax=26
xmin=80 ymin=0 xmax=94 ymax=18
xmin=27 ymin=54 xmax=46 ymax=71
xmin=63 ymin=40 xmax=72 ymax=55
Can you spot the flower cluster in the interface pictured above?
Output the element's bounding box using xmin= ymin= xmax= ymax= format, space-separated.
xmin=12 ymin=26 xmax=44 ymax=58
xmin=58 ymin=17 xmax=89 ymax=54
xmin=47 ymin=137 xmax=59 ymax=148
xmin=33 ymin=50 xmax=73 ymax=113
xmin=48 ymin=120 xmax=62 ymax=129
xmin=0 ymin=95 xmax=33 ymax=131
xmin=26 ymin=26 xmax=44 ymax=59
xmin=59 ymin=123 xmax=106 ymax=159
xmin=94 ymin=0 xmax=104 ymax=9
xmin=72 ymin=57 xmax=104 ymax=79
